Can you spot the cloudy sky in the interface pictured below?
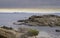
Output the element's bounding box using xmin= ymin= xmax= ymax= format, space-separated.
xmin=0 ymin=0 xmax=60 ymax=13
xmin=0 ymin=0 xmax=60 ymax=8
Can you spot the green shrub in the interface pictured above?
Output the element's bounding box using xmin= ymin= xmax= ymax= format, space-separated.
xmin=27 ymin=29 xmax=39 ymax=38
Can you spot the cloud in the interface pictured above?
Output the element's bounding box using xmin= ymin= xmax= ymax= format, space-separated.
xmin=0 ymin=0 xmax=60 ymax=8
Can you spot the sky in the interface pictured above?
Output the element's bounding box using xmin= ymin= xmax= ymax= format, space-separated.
xmin=0 ymin=8 xmax=60 ymax=13
xmin=0 ymin=0 xmax=60 ymax=13
xmin=0 ymin=0 xmax=60 ymax=8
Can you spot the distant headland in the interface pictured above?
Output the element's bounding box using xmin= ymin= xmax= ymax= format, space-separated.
xmin=14 ymin=15 xmax=60 ymax=27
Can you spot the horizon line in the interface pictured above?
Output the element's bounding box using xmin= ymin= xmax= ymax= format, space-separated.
xmin=0 ymin=8 xmax=60 ymax=13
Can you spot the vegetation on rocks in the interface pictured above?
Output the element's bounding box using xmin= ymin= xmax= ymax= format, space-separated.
xmin=17 ymin=15 xmax=60 ymax=27
xmin=18 ymin=27 xmax=39 ymax=38
xmin=27 ymin=29 xmax=39 ymax=38
xmin=0 ymin=27 xmax=38 ymax=38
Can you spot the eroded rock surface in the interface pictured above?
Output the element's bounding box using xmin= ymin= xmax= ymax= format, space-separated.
xmin=15 ymin=15 xmax=60 ymax=27
xmin=0 ymin=28 xmax=22 ymax=38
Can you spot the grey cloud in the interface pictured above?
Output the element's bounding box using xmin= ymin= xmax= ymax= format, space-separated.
xmin=0 ymin=0 xmax=60 ymax=8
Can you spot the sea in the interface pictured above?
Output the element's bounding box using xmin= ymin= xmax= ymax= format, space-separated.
xmin=0 ymin=13 xmax=60 ymax=38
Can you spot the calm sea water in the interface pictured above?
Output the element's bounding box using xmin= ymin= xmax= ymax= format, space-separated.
xmin=0 ymin=13 xmax=30 ymax=25
xmin=0 ymin=13 xmax=60 ymax=38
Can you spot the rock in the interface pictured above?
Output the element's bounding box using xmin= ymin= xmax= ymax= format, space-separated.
xmin=13 ymin=22 xmax=25 ymax=25
xmin=0 ymin=27 xmax=25 ymax=38
xmin=16 ymin=15 xmax=60 ymax=27
xmin=55 ymin=30 xmax=60 ymax=32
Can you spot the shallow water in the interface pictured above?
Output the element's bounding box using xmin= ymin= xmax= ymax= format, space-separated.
xmin=0 ymin=13 xmax=60 ymax=38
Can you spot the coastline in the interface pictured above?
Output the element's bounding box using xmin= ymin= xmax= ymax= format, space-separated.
xmin=14 ymin=15 xmax=60 ymax=27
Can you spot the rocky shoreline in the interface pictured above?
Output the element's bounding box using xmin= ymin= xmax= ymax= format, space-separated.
xmin=0 ymin=26 xmax=39 ymax=38
xmin=14 ymin=15 xmax=60 ymax=27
